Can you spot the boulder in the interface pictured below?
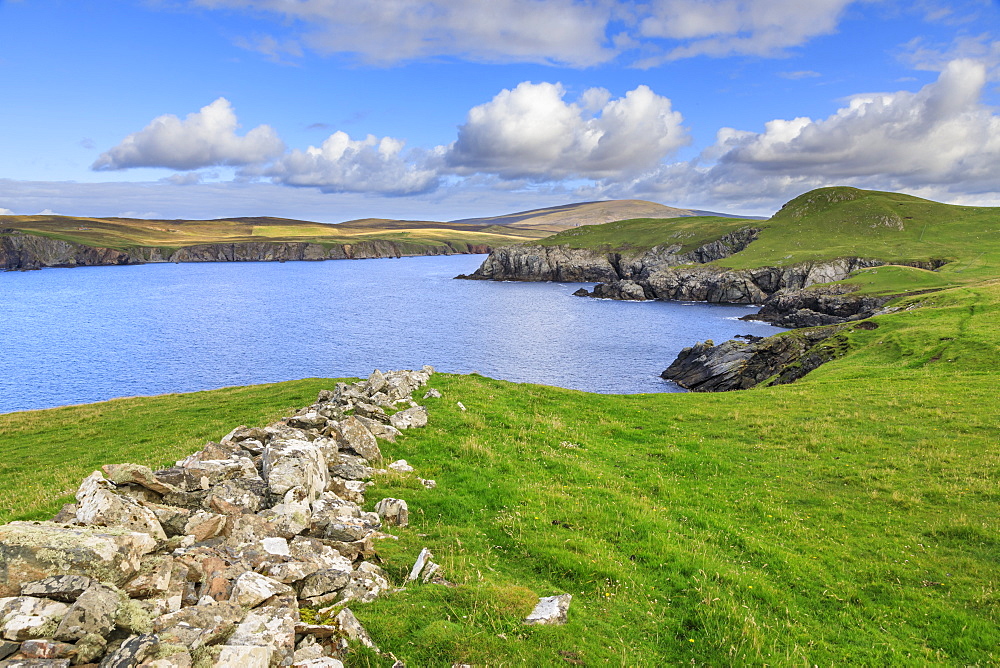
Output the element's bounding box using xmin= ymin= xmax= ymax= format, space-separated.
xmin=230 ymin=573 xmax=293 ymax=609
xmin=227 ymin=593 xmax=299 ymax=668
xmin=0 ymin=522 xmax=157 ymax=596
xmin=387 ymin=460 xmax=414 ymax=473
xmin=54 ymin=582 xmax=120 ymax=641
xmin=18 ymin=639 xmax=77 ymax=660
xmin=524 ymin=594 xmax=572 ymax=625
xmin=299 ymin=570 xmax=351 ymax=602
xmin=332 ymin=418 xmax=380 ymax=463
xmin=215 ymin=645 xmax=273 ymax=668
xmin=99 ymin=633 xmax=159 ymax=668
xmin=262 ymin=440 xmax=328 ymax=502
xmin=74 ymin=472 xmax=167 ymax=541
xmin=19 ymin=576 xmax=94 ymax=603
xmin=373 ymin=498 xmax=408 ymax=527
xmin=337 ymin=562 xmax=390 ymax=604
xmin=389 ymin=406 xmax=428 ymax=431
xmin=151 ymin=601 xmax=246 ymax=649
xmin=100 ymin=464 xmax=179 ymax=496
xmin=0 ymin=596 xmax=70 ymax=641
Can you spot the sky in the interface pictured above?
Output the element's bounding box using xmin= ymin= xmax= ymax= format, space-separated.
xmin=1 ymin=0 xmax=999 ymax=222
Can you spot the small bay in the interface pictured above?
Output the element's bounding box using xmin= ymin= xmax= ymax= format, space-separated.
xmin=0 ymin=254 xmax=780 ymax=413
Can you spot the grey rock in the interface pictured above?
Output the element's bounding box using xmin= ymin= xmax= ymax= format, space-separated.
xmin=299 ymin=569 xmax=351 ymax=600
xmin=332 ymin=417 xmax=380 ymax=462
xmin=54 ymin=582 xmax=120 ymax=641
xmin=215 ymin=645 xmax=273 ymax=668
xmin=373 ymin=498 xmax=408 ymax=527
xmin=0 ymin=522 xmax=157 ymax=597
xmin=230 ymin=572 xmax=293 ymax=609
xmin=262 ymin=440 xmax=328 ymax=502
xmin=0 ymin=596 xmax=70 ymax=641
xmin=227 ymin=593 xmax=298 ymax=667
xmin=389 ymin=406 xmax=428 ymax=431
xmin=19 ymin=576 xmax=95 ymax=603
xmin=74 ymin=472 xmax=166 ymax=541
xmin=152 ymin=601 xmax=246 ymax=649
xmin=99 ymin=633 xmax=159 ymax=668
xmin=423 ymin=389 xmax=442 ymax=399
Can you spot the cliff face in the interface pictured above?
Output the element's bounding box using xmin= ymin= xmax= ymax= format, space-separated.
xmin=0 ymin=230 xmax=490 ymax=270
xmin=457 ymin=227 xmax=761 ymax=283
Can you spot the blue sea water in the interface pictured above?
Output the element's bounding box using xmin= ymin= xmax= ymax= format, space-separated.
xmin=0 ymin=254 xmax=780 ymax=413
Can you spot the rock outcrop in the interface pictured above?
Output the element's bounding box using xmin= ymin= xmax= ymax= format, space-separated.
xmin=456 ymin=227 xmax=761 ymax=283
xmin=0 ymin=230 xmax=491 ymax=271
xmin=0 ymin=367 xmax=448 ymax=667
xmin=661 ymin=325 xmax=865 ymax=391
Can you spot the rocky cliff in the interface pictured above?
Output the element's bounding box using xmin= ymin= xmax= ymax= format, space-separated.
xmin=0 ymin=229 xmax=490 ymax=271
xmin=456 ymin=227 xmax=761 ymax=283
xmin=660 ymin=321 xmax=879 ymax=391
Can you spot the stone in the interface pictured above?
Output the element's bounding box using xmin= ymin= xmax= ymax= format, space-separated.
xmin=227 ymin=593 xmax=298 ymax=667
xmin=257 ymin=489 xmax=312 ymax=539
xmin=418 ymin=478 xmax=437 ymax=489
xmin=215 ymin=645 xmax=273 ymax=668
xmin=321 ymin=517 xmax=377 ymax=543
xmin=2 ymin=660 xmax=71 ymax=668
xmin=99 ymin=633 xmax=159 ymax=668
xmin=54 ymin=582 xmax=120 ymax=641
xmin=287 ymin=537 xmax=353 ymax=572
xmin=328 ymin=455 xmax=373 ymax=481
xmin=373 ymin=498 xmax=408 ymax=527
xmin=19 ymin=576 xmax=95 ymax=603
xmin=388 ymin=406 xmax=428 ymax=431
xmin=0 ymin=522 xmax=157 ymax=597
xmin=321 ymin=536 xmax=374 ymax=563
xmin=19 ymin=639 xmax=77 ymax=660
xmin=101 ymin=464 xmax=179 ymax=496
xmin=332 ymin=417 xmax=380 ymax=463
xmin=524 ymin=594 xmax=572 ymax=625
xmin=291 ymin=643 xmax=324 ymax=664
xmin=230 ymin=573 xmax=293 ymax=609
xmin=259 ymin=537 xmax=290 ymax=558
xmin=181 ymin=512 xmax=226 ymax=543
xmin=0 ymin=640 xmax=19 ymax=660
xmin=204 ymin=479 xmax=268 ymax=515
xmin=125 ymin=557 xmax=174 ymax=599
xmin=423 ymin=389 xmax=442 ymax=399
xmin=151 ymin=601 xmax=246 ymax=649
xmin=337 ymin=563 xmax=390 ymax=604
xmin=0 ymin=596 xmax=70 ymax=641
xmin=324 ymin=479 xmax=368 ymax=505
xmin=407 ymin=548 xmax=435 ymax=582
xmin=175 ymin=457 xmax=259 ymax=491
xmin=262 ymin=440 xmax=328 ymax=502
xmin=298 ymin=570 xmax=351 ymax=600
xmin=262 ymin=561 xmax=319 ymax=585
xmin=292 ymin=659 xmax=343 ymax=668
xmin=73 ymin=632 xmax=108 ymax=664
xmin=351 ymin=416 xmax=401 ymax=443
xmin=221 ymin=426 xmax=269 ymax=446
xmin=286 ymin=411 xmax=327 ymax=430
xmin=74 ymin=472 xmax=166 ymax=541
xmin=456 ymin=402 xmax=466 ymax=412
xmin=332 ymin=608 xmax=378 ymax=652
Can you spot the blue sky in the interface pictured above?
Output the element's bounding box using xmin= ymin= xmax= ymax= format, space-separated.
xmin=1 ymin=0 xmax=998 ymax=221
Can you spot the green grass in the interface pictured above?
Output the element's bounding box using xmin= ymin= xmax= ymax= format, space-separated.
xmin=532 ymin=215 xmax=757 ymax=254
xmin=2 ymin=280 xmax=998 ymax=665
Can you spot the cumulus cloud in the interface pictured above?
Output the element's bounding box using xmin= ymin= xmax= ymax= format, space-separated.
xmin=193 ymin=0 xmax=616 ymax=67
xmin=266 ymin=131 xmax=440 ymax=195
xmin=93 ymin=98 xmax=285 ymax=171
xmin=446 ymin=82 xmax=688 ymax=180
xmin=0 ymin=207 xmax=14 ymax=215
xmin=606 ymin=59 xmax=1000 ymax=212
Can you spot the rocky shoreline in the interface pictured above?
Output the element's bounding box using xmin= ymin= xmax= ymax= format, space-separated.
xmin=0 ymin=368 xmax=570 ymax=668
xmin=0 ymin=230 xmax=490 ymax=271
xmin=459 ymin=238 xmax=943 ymax=391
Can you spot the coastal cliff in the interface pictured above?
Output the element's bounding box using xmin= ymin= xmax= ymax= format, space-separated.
xmin=0 ymin=229 xmax=490 ymax=270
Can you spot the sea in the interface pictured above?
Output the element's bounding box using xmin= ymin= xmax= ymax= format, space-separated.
xmin=0 ymin=254 xmax=781 ymax=413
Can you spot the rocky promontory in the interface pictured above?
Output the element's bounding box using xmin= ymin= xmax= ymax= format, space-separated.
xmin=0 ymin=230 xmax=490 ymax=271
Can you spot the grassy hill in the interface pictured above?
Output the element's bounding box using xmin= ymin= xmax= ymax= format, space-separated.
xmin=0 ymin=213 xmax=549 ymax=253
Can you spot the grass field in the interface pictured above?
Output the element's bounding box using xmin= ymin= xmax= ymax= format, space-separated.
xmin=2 ymin=279 xmax=997 ymax=665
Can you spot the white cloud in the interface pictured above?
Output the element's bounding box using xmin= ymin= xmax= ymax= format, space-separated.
xmin=604 ymin=59 xmax=1000 ymax=213
xmin=93 ymin=98 xmax=285 ymax=171
xmin=446 ymin=82 xmax=689 ymax=180
xmin=193 ymin=0 xmax=617 ymax=67
xmin=266 ymin=131 xmax=440 ymax=195
xmin=634 ymin=0 xmax=857 ymax=66
xmin=0 ymin=207 xmax=14 ymax=215
xmin=187 ymin=0 xmax=869 ymax=67
xmin=779 ymin=70 xmax=822 ymax=79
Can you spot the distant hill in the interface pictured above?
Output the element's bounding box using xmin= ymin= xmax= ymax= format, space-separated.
xmin=450 ymin=199 xmax=750 ymax=233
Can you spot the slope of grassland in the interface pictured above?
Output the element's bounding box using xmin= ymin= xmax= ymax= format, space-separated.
xmin=0 ymin=214 xmax=546 ymax=254
xmin=1 ymin=279 xmax=998 ymax=665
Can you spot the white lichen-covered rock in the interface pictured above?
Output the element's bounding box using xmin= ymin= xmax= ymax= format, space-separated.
xmin=387 ymin=460 xmax=414 ymax=473
xmin=325 ymin=479 xmax=369 ymax=505
xmin=74 ymin=472 xmax=167 ymax=540
xmin=389 ymin=406 xmax=428 ymax=431
xmin=263 ymin=561 xmax=319 ymax=585
xmin=524 ymin=594 xmax=572 ymax=625
xmin=258 ymin=488 xmax=312 ymax=538
xmin=0 ymin=522 xmax=157 ymax=597
xmin=292 ymin=658 xmax=344 ymax=668
xmin=263 ymin=440 xmax=329 ymax=502
xmin=183 ymin=511 xmax=227 ymax=542
xmin=332 ymin=417 xmax=380 ymax=462
xmin=228 ymin=593 xmax=299 ymax=667
xmin=152 ymin=601 xmax=246 ymax=649
xmin=0 ymin=596 xmax=71 ymax=641
xmin=216 ymin=645 xmax=273 ymax=668
xmin=230 ymin=572 xmax=293 ymax=609
xmin=175 ymin=456 xmax=260 ymax=490
xmin=333 ymin=607 xmax=379 ymax=652
xmin=373 ymin=498 xmax=408 ymax=527
xmin=337 ymin=562 xmax=390 ymax=604
xmin=101 ymin=463 xmax=179 ymax=495
xmin=288 ymin=537 xmax=353 ymax=573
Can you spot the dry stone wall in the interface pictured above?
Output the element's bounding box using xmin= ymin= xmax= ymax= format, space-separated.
xmin=0 ymin=367 xmax=449 ymax=668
